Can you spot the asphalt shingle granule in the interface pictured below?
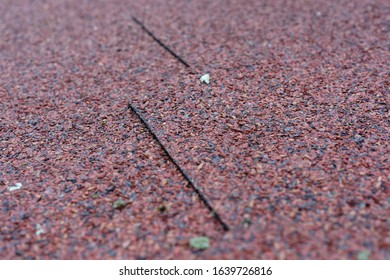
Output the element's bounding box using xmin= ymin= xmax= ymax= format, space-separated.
xmin=1 ymin=0 xmax=389 ymax=259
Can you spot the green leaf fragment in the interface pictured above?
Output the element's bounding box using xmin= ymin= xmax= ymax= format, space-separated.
xmin=357 ymin=250 xmax=370 ymax=260
xmin=190 ymin=236 xmax=210 ymax=250
xmin=113 ymin=199 xmax=127 ymax=210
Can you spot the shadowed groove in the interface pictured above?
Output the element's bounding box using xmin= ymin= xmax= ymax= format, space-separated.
xmin=132 ymin=16 xmax=191 ymax=68
xmin=128 ymin=101 xmax=230 ymax=231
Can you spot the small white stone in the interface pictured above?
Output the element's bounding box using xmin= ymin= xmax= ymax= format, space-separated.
xmin=8 ymin=182 xmax=23 ymax=191
xmin=200 ymin=73 xmax=210 ymax=84
xmin=35 ymin=224 xmax=46 ymax=236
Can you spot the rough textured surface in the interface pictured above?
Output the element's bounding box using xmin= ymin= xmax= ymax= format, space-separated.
xmin=0 ymin=0 xmax=221 ymax=259
xmin=1 ymin=0 xmax=389 ymax=259
xmin=129 ymin=0 xmax=390 ymax=259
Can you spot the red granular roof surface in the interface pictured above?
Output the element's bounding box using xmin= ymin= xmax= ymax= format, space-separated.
xmin=1 ymin=0 xmax=389 ymax=259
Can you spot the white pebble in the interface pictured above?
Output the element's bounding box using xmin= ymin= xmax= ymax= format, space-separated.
xmin=35 ymin=224 xmax=46 ymax=236
xmin=8 ymin=182 xmax=23 ymax=191
xmin=200 ymin=73 xmax=210 ymax=84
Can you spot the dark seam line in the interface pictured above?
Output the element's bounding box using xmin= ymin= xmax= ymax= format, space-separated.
xmin=128 ymin=101 xmax=230 ymax=231
xmin=132 ymin=16 xmax=191 ymax=68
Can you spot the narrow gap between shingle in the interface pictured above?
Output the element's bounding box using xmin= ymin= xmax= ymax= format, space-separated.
xmin=128 ymin=101 xmax=230 ymax=231
xmin=132 ymin=16 xmax=191 ymax=68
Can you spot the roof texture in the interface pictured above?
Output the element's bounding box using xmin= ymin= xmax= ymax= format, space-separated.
xmin=1 ymin=0 xmax=389 ymax=259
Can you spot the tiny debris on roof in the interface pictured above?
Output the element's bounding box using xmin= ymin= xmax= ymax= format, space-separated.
xmin=8 ymin=182 xmax=23 ymax=191
xmin=200 ymin=73 xmax=210 ymax=85
xmin=189 ymin=236 xmax=210 ymax=250
xmin=35 ymin=224 xmax=46 ymax=236
xmin=357 ymin=250 xmax=371 ymax=260
xmin=113 ymin=199 xmax=127 ymax=210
